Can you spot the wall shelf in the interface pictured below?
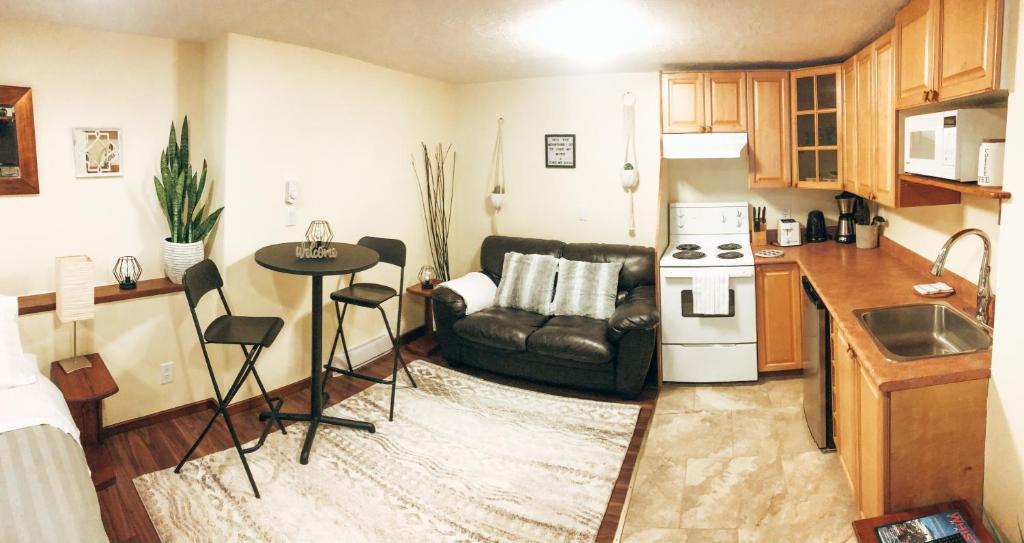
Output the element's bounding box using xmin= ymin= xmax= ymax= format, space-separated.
xmin=17 ymin=277 xmax=183 ymax=316
xmin=899 ymin=173 xmax=1011 ymax=200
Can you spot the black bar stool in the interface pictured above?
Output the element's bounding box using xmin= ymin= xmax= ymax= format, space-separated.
xmin=324 ymin=237 xmax=417 ymax=421
xmin=174 ymin=259 xmax=286 ymax=498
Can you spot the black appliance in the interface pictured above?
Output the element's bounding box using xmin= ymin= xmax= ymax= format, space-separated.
xmin=805 ymin=211 xmax=828 ymax=242
xmin=801 ymin=277 xmax=834 ymax=450
xmin=835 ymin=192 xmax=857 ymax=244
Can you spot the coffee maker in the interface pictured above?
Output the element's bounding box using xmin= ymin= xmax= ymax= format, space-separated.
xmin=835 ymin=192 xmax=858 ymax=244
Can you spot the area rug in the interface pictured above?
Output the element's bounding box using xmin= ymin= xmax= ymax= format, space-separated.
xmin=134 ymin=361 xmax=640 ymax=543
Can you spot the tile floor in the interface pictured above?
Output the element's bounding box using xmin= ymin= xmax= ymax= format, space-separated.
xmin=620 ymin=376 xmax=858 ymax=543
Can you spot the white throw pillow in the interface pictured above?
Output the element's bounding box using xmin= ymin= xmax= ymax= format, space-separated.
xmin=0 ymin=296 xmax=37 ymax=389
xmin=494 ymin=252 xmax=559 ymax=315
xmin=550 ymin=259 xmax=622 ymax=320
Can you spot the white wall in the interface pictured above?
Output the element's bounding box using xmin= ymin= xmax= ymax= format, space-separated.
xmin=0 ymin=21 xmax=214 ymax=423
xmin=2 ymin=25 xmax=454 ymax=424
xmin=451 ymin=73 xmax=661 ymax=275
xmin=983 ymin=1 xmax=1024 ymax=537
xmin=666 ymin=155 xmax=839 ymax=230
xmin=209 ymin=34 xmax=455 ymax=405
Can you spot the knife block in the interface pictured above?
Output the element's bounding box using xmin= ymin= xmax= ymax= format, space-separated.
xmin=751 ymin=230 xmax=768 ymax=247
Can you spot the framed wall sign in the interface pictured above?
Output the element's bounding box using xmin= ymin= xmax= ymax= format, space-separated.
xmin=545 ymin=134 xmax=575 ymax=168
xmin=73 ymin=127 xmax=123 ymax=178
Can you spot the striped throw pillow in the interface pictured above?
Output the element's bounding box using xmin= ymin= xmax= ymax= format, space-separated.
xmin=494 ymin=252 xmax=559 ymax=315
xmin=551 ymin=259 xmax=623 ymax=320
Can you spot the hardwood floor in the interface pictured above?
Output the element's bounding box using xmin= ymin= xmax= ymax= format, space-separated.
xmin=96 ymin=348 xmax=656 ymax=542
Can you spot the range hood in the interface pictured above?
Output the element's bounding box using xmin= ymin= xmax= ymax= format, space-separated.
xmin=662 ymin=132 xmax=748 ymax=159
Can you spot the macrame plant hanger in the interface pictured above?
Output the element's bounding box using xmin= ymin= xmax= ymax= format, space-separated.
xmin=622 ymin=92 xmax=639 ymax=236
xmin=489 ymin=117 xmax=507 ymax=213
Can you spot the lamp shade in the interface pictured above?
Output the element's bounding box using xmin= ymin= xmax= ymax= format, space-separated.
xmin=56 ymin=255 xmax=95 ymax=324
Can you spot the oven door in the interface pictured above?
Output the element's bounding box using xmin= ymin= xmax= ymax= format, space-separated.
xmin=659 ymin=266 xmax=756 ymax=345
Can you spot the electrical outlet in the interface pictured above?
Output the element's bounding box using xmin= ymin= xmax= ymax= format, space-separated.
xmin=159 ymin=361 xmax=173 ymax=385
xmin=782 ymin=208 xmax=791 ymax=219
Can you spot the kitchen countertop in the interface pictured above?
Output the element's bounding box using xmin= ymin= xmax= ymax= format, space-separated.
xmin=753 ymin=242 xmax=992 ymax=392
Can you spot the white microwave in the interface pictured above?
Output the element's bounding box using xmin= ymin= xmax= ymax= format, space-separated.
xmin=904 ymin=108 xmax=1006 ymax=182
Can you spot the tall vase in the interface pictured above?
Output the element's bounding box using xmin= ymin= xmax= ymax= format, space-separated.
xmin=162 ymin=238 xmax=204 ymax=284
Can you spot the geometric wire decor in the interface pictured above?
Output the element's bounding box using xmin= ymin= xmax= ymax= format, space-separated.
xmin=112 ymin=256 xmax=142 ymax=290
xmin=296 ymin=220 xmax=337 ymax=259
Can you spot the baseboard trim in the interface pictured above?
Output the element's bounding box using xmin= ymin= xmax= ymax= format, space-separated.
xmin=102 ymin=325 xmax=424 ymax=438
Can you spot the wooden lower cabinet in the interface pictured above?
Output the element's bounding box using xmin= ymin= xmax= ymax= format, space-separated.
xmin=831 ymin=328 xmax=988 ymax=517
xmin=755 ymin=263 xmax=802 ymax=372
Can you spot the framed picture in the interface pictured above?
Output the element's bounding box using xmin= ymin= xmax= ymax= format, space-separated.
xmin=545 ymin=134 xmax=575 ymax=168
xmin=73 ymin=128 xmax=122 ymax=178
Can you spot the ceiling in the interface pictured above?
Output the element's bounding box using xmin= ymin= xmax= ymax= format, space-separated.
xmin=1 ymin=0 xmax=907 ymax=83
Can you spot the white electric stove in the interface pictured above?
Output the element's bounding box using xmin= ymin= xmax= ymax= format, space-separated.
xmin=660 ymin=202 xmax=758 ymax=382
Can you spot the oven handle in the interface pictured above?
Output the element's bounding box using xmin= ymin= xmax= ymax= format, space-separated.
xmin=661 ymin=267 xmax=754 ymax=279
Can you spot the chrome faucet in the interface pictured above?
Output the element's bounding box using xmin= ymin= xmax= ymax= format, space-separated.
xmin=930 ymin=228 xmax=992 ymax=324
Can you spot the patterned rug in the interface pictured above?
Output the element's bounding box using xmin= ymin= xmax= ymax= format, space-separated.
xmin=134 ymin=362 xmax=640 ymax=542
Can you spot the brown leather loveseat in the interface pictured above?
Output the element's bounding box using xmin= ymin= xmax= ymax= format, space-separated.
xmin=432 ymin=236 xmax=660 ymax=399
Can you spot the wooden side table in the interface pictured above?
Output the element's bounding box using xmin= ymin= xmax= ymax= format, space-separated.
xmin=405 ymin=279 xmax=442 ymax=356
xmin=50 ymin=353 xmax=119 ymax=490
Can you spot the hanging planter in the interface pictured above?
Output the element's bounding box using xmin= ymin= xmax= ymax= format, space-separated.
xmin=488 ymin=117 xmax=507 ymax=213
xmin=621 ymin=162 xmax=638 ymax=189
xmin=490 ymin=189 xmax=504 ymax=210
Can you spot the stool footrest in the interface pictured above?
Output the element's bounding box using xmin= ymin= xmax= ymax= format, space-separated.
xmin=243 ymin=396 xmax=284 ymax=454
xmin=326 ymin=366 xmax=393 ymax=385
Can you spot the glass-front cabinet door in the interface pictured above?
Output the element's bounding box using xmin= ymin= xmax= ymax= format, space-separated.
xmin=791 ymin=65 xmax=843 ymax=190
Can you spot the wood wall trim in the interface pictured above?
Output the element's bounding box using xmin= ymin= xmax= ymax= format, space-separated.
xmin=0 ymin=86 xmax=39 ymax=196
xmin=100 ymin=325 xmax=427 ymax=438
xmin=17 ymin=277 xmax=184 ymax=316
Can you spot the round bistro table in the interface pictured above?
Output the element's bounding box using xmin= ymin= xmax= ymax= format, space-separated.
xmin=255 ymin=242 xmax=380 ymax=464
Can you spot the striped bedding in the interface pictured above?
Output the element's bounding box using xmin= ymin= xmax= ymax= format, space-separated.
xmin=0 ymin=424 xmax=108 ymax=542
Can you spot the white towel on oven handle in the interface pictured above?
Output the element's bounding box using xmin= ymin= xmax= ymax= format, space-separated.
xmin=692 ymin=272 xmax=730 ymax=316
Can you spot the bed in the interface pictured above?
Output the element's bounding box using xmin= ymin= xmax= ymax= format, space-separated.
xmin=1 ymin=296 xmax=109 ymax=542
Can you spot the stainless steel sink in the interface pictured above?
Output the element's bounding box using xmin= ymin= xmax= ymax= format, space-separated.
xmin=853 ymin=302 xmax=993 ymax=362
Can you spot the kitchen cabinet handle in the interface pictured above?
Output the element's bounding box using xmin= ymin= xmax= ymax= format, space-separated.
xmin=923 ymin=90 xmax=930 ymax=102
xmin=930 ymin=90 xmax=939 ymax=102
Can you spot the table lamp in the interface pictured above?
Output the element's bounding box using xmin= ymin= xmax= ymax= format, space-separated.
xmin=56 ymin=255 xmax=95 ymax=373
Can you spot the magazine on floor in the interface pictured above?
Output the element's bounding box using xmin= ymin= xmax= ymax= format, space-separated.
xmin=875 ymin=509 xmax=980 ymax=543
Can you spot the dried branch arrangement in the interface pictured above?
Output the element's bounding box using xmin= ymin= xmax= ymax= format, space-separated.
xmin=412 ymin=143 xmax=456 ymax=281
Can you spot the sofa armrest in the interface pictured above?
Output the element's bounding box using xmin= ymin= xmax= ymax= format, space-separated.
xmin=607 ymin=285 xmax=660 ymax=341
xmin=432 ymin=286 xmax=467 ymax=324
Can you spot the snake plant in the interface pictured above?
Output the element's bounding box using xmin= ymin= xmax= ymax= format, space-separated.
xmin=153 ymin=117 xmax=223 ymax=243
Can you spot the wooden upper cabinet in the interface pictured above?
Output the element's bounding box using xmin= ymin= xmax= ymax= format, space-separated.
xmin=705 ymin=72 xmax=747 ymax=132
xmin=842 ymin=59 xmax=858 ymax=192
xmin=936 ymin=0 xmax=1002 ymax=101
xmin=894 ymin=0 xmax=1003 ymax=108
xmin=662 ymin=72 xmax=705 ymax=133
xmin=755 ymin=263 xmax=803 ymax=372
xmin=895 ymin=0 xmax=938 ymax=109
xmin=855 ymin=48 xmax=874 ymax=199
xmin=747 ymin=71 xmax=790 ymax=188
xmin=791 ymin=65 xmax=843 ymax=190
xmin=873 ymin=32 xmax=897 ymax=207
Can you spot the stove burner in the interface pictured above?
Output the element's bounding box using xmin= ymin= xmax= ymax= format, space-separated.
xmin=673 ymin=251 xmax=706 ymax=260
xmin=718 ymin=243 xmax=743 ymax=251
xmin=676 ymin=243 xmax=702 ymax=251
xmin=718 ymin=251 xmax=744 ymax=259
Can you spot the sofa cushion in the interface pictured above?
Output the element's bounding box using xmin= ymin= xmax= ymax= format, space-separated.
xmin=561 ymin=243 xmax=655 ymax=292
xmin=527 ymin=316 xmax=615 ymax=364
xmin=551 ymin=259 xmax=622 ymax=320
xmin=494 ymin=252 xmax=559 ymax=315
xmin=453 ymin=307 xmax=548 ymax=352
xmin=481 ymin=236 xmax=564 ymax=284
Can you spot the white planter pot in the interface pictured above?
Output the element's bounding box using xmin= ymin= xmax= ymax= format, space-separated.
xmin=489 ymin=192 xmax=504 ymax=210
xmin=621 ymin=169 xmax=638 ymax=189
xmin=162 ymin=238 xmax=205 ymax=284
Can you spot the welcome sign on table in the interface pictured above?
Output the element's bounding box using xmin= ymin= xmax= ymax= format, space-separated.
xmin=545 ymin=134 xmax=575 ymax=168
